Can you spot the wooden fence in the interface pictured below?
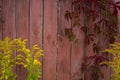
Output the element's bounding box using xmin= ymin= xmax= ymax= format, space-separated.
xmin=0 ymin=0 xmax=120 ymax=80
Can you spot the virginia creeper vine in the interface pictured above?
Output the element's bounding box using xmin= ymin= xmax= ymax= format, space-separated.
xmin=65 ymin=0 xmax=120 ymax=80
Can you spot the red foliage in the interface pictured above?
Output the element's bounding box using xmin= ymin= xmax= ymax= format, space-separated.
xmin=65 ymin=0 xmax=120 ymax=80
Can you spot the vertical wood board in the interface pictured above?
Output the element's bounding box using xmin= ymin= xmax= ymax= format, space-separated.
xmin=3 ymin=0 xmax=17 ymax=76
xmin=29 ymin=0 xmax=43 ymax=48
xmin=4 ymin=0 xmax=16 ymax=39
xmin=43 ymin=0 xmax=57 ymax=80
xmin=15 ymin=0 xmax=30 ymax=80
xmin=0 ymin=0 xmax=3 ymax=39
xmin=29 ymin=0 xmax=43 ymax=80
xmin=70 ymin=0 xmax=85 ymax=80
xmin=57 ymin=0 xmax=71 ymax=80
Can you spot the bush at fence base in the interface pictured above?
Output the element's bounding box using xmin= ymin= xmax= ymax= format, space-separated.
xmin=102 ymin=42 xmax=120 ymax=80
xmin=0 ymin=37 xmax=43 ymax=80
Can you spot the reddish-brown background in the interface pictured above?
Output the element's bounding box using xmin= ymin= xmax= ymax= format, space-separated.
xmin=0 ymin=0 xmax=119 ymax=80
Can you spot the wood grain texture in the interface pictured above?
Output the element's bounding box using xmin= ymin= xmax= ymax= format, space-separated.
xmin=15 ymin=0 xmax=30 ymax=80
xmin=71 ymin=6 xmax=85 ymax=80
xmin=116 ymin=0 xmax=120 ymax=41
xmin=43 ymin=0 xmax=57 ymax=80
xmin=4 ymin=0 xmax=16 ymax=39
xmin=29 ymin=0 xmax=43 ymax=80
xmin=30 ymin=0 xmax=43 ymax=48
xmin=0 ymin=0 xmax=117 ymax=80
xmin=57 ymin=0 xmax=71 ymax=80
xmin=3 ymin=0 xmax=17 ymax=77
xmin=0 ymin=0 xmax=3 ymax=39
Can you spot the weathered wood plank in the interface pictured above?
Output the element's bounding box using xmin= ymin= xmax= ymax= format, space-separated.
xmin=1 ymin=0 xmax=117 ymax=80
xmin=16 ymin=0 xmax=29 ymax=39
xmin=0 ymin=0 xmax=4 ymax=39
xmin=57 ymin=0 xmax=71 ymax=80
xmin=71 ymin=43 xmax=84 ymax=80
xmin=43 ymin=0 xmax=57 ymax=80
xmin=116 ymin=0 xmax=120 ymax=41
xmin=29 ymin=0 xmax=42 ymax=50
xmin=71 ymin=7 xmax=85 ymax=80
xmin=15 ymin=0 xmax=30 ymax=80
xmin=4 ymin=0 xmax=16 ymax=39
xmin=29 ymin=0 xmax=43 ymax=80
xmin=3 ymin=0 xmax=16 ymax=77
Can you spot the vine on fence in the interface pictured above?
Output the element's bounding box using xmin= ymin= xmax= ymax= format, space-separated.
xmin=65 ymin=0 xmax=120 ymax=80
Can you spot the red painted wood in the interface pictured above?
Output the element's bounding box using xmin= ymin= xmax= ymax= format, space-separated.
xmin=71 ymin=43 xmax=84 ymax=80
xmin=117 ymin=0 xmax=120 ymax=41
xmin=57 ymin=0 xmax=71 ymax=80
xmin=1 ymin=0 xmax=118 ymax=80
xmin=16 ymin=0 xmax=29 ymax=40
xmin=30 ymin=0 xmax=42 ymax=49
xmin=99 ymin=27 xmax=110 ymax=80
xmin=15 ymin=0 xmax=29 ymax=80
xmin=43 ymin=0 xmax=57 ymax=80
xmin=29 ymin=0 xmax=43 ymax=80
xmin=0 ymin=0 xmax=3 ymax=39
xmin=4 ymin=0 xmax=16 ymax=39
xmin=85 ymin=20 xmax=97 ymax=80
xmin=71 ymin=9 xmax=85 ymax=80
xmin=3 ymin=0 xmax=16 ymax=76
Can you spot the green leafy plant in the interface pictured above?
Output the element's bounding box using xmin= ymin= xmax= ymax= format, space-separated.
xmin=0 ymin=37 xmax=43 ymax=80
xmin=102 ymin=42 xmax=120 ymax=80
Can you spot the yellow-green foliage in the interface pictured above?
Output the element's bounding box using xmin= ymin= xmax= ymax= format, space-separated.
xmin=102 ymin=42 xmax=120 ymax=80
xmin=0 ymin=37 xmax=17 ymax=80
xmin=13 ymin=38 xmax=43 ymax=80
xmin=0 ymin=37 xmax=43 ymax=80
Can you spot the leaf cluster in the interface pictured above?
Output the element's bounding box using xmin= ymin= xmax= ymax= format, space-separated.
xmin=102 ymin=42 xmax=120 ymax=80
xmin=64 ymin=0 xmax=120 ymax=80
xmin=65 ymin=0 xmax=120 ymax=44
xmin=0 ymin=37 xmax=43 ymax=80
xmin=81 ymin=55 xmax=106 ymax=80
